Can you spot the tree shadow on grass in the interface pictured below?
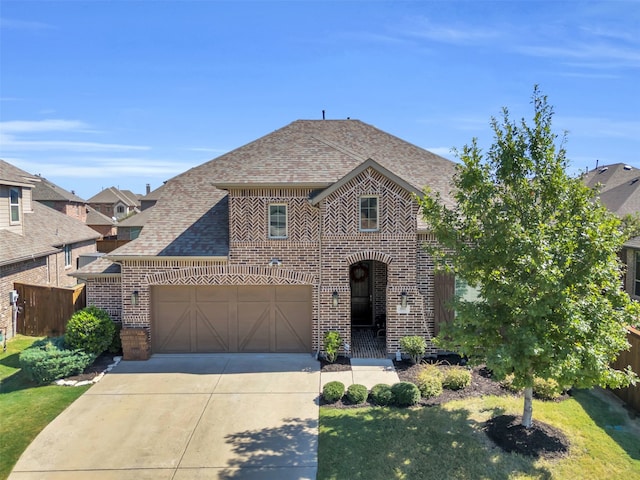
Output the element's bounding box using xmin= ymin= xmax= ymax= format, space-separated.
xmin=218 ymin=416 xmax=318 ymax=479
xmin=317 ymin=406 xmax=552 ymax=480
xmin=573 ymin=388 xmax=640 ymax=460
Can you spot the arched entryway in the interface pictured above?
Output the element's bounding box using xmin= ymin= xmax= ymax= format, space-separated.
xmin=349 ymin=260 xmax=388 ymax=357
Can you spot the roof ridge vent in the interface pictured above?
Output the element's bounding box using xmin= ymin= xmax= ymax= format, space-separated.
xmin=598 ymin=167 xmax=608 ymax=173
xmin=624 ymin=165 xmax=633 ymax=170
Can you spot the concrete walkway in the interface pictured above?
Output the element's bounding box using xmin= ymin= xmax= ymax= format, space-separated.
xmin=10 ymin=354 xmax=320 ymax=480
xmin=320 ymin=358 xmax=399 ymax=390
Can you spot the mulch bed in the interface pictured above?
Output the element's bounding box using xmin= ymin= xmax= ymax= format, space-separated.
xmin=63 ymin=352 xmax=118 ymax=382
xmin=320 ymin=354 xmax=571 ymax=458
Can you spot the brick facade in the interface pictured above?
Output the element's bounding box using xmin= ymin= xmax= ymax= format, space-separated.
xmin=86 ymin=167 xmax=446 ymax=356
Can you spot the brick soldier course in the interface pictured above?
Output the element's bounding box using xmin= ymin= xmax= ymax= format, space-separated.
xmin=74 ymin=120 xmax=458 ymax=358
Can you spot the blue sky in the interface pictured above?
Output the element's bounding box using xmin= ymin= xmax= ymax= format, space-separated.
xmin=1 ymin=1 xmax=638 ymax=200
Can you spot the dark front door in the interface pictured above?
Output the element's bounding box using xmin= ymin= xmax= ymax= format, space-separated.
xmin=350 ymin=261 xmax=373 ymax=326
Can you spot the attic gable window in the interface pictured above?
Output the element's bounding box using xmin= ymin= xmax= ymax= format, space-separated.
xmin=10 ymin=187 xmax=20 ymax=223
xmin=359 ymin=195 xmax=379 ymax=231
xmin=269 ymin=204 xmax=288 ymax=238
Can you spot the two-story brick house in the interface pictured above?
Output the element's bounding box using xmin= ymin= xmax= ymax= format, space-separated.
xmin=0 ymin=160 xmax=101 ymax=338
xmin=31 ymin=175 xmax=88 ymax=223
xmin=76 ymin=120 xmax=458 ymax=358
xmin=87 ymin=187 xmax=140 ymax=220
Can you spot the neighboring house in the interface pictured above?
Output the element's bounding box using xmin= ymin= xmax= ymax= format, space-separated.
xmin=140 ymin=183 xmax=165 ymax=211
xmin=31 ymin=175 xmax=88 ymax=223
xmin=0 ymin=160 xmax=101 ymax=338
xmin=117 ymin=206 xmax=154 ymax=240
xmin=86 ymin=206 xmax=117 ymax=238
xmin=583 ymin=164 xmax=640 ymax=300
xmin=87 ymin=186 xmax=140 ymax=220
xmin=75 ymin=120 xmax=458 ymax=357
xmin=582 ymin=163 xmax=640 ymax=217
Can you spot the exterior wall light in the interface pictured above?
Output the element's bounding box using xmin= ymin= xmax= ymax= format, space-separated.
xmin=131 ymin=290 xmax=139 ymax=306
xmin=332 ymin=291 xmax=339 ymax=307
xmin=401 ymin=292 xmax=407 ymax=308
xmin=269 ymin=258 xmax=282 ymax=266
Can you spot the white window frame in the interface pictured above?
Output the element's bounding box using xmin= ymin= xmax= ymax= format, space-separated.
xmin=9 ymin=187 xmax=20 ymax=224
xmin=359 ymin=195 xmax=379 ymax=232
xmin=64 ymin=244 xmax=72 ymax=268
xmin=268 ymin=204 xmax=288 ymax=239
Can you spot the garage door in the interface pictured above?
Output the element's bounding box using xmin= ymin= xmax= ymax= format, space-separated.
xmin=151 ymin=285 xmax=312 ymax=353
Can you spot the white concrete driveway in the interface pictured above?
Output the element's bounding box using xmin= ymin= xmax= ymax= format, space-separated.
xmin=10 ymin=354 xmax=320 ymax=480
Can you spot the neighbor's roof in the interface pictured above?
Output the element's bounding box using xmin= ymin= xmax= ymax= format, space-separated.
xmin=624 ymin=236 xmax=640 ymax=249
xmin=111 ymin=120 xmax=457 ymax=257
xmin=117 ymin=206 xmax=154 ymax=228
xmin=0 ymin=201 xmax=101 ymax=266
xmin=582 ymin=163 xmax=640 ymax=216
xmin=0 ymin=159 xmax=40 ymax=187
xmin=31 ymin=176 xmax=86 ymax=203
xmin=86 ymin=206 xmax=117 ymax=226
xmin=87 ymin=186 xmax=140 ymax=206
xmin=72 ymin=257 xmax=122 ymax=277
xmin=140 ymin=183 xmax=167 ymax=202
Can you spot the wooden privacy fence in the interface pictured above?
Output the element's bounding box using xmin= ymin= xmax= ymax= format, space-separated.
xmin=15 ymin=283 xmax=86 ymax=337
xmin=611 ymin=326 xmax=640 ymax=413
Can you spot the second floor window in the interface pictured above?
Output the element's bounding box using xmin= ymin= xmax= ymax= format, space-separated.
xmin=117 ymin=205 xmax=125 ymax=214
xmin=269 ymin=204 xmax=287 ymax=238
xmin=359 ymin=196 xmax=379 ymax=231
xmin=10 ymin=187 xmax=20 ymax=223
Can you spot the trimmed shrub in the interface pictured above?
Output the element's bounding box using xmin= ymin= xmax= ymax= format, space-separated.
xmin=533 ymin=377 xmax=563 ymax=400
xmin=108 ymin=323 xmax=123 ymax=354
xmin=346 ymin=384 xmax=368 ymax=404
xmin=323 ymin=331 xmax=342 ymax=363
xmin=416 ymin=369 xmax=443 ymax=398
xmin=370 ymin=383 xmax=394 ymax=406
xmin=322 ymin=381 xmax=345 ymax=403
xmin=442 ymin=367 xmax=472 ymax=390
xmin=65 ymin=306 xmax=115 ymax=356
xmin=391 ymin=382 xmax=421 ymax=406
xmin=400 ymin=336 xmax=426 ymax=364
xmin=500 ymin=374 xmax=521 ymax=393
xmin=19 ymin=337 xmax=95 ymax=385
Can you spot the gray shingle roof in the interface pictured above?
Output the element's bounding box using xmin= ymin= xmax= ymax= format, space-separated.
xmin=112 ymin=120 xmax=457 ymax=257
xmin=87 ymin=187 xmax=140 ymax=206
xmin=1 ymin=202 xmax=101 ymax=266
xmin=86 ymin=206 xmax=117 ymax=226
xmin=117 ymin=206 xmax=154 ymax=227
xmin=582 ymin=163 xmax=640 ymax=216
xmin=72 ymin=257 xmax=121 ymax=277
xmin=0 ymin=159 xmax=40 ymax=187
xmin=31 ymin=176 xmax=86 ymax=203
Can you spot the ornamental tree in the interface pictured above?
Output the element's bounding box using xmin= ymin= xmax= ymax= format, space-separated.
xmin=420 ymin=87 xmax=638 ymax=428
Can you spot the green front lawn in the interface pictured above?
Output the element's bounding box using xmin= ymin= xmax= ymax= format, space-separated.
xmin=319 ymin=390 xmax=640 ymax=479
xmin=0 ymin=335 xmax=90 ymax=480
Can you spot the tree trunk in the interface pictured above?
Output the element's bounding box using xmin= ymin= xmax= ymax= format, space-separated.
xmin=522 ymin=386 xmax=533 ymax=428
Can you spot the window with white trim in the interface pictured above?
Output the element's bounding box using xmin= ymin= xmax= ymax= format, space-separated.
xmin=269 ymin=204 xmax=288 ymax=238
xmin=64 ymin=245 xmax=72 ymax=267
xmin=10 ymin=187 xmax=20 ymax=223
xmin=359 ymin=195 xmax=379 ymax=231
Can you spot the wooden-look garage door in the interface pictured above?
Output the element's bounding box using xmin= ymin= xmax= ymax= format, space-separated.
xmin=151 ymin=285 xmax=312 ymax=353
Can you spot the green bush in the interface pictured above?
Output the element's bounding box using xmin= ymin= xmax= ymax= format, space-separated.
xmin=323 ymin=331 xmax=342 ymax=363
xmin=391 ymin=382 xmax=421 ymax=406
xmin=370 ymin=383 xmax=394 ymax=406
xmin=400 ymin=336 xmax=426 ymax=364
xmin=108 ymin=322 xmax=122 ymax=354
xmin=19 ymin=337 xmax=95 ymax=385
xmin=533 ymin=377 xmax=563 ymax=400
xmin=65 ymin=306 xmax=115 ymax=355
xmin=346 ymin=384 xmax=368 ymax=404
xmin=500 ymin=373 xmax=521 ymax=393
xmin=416 ymin=369 xmax=443 ymax=398
xmin=322 ymin=381 xmax=345 ymax=403
xmin=442 ymin=367 xmax=472 ymax=390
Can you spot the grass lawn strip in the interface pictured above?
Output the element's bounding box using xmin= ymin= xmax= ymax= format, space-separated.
xmin=318 ymin=390 xmax=640 ymax=480
xmin=0 ymin=335 xmax=90 ymax=480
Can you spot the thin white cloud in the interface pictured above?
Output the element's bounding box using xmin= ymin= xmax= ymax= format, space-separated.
xmin=1 ymin=137 xmax=150 ymax=152
xmin=556 ymin=116 xmax=640 ymax=140
xmin=0 ymin=119 xmax=88 ymax=133
xmin=187 ymin=147 xmax=228 ymax=154
xmin=399 ymin=16 xmax=500 ymax=46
